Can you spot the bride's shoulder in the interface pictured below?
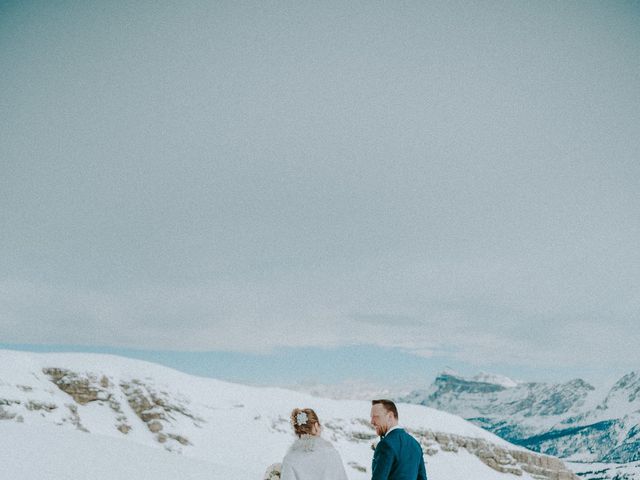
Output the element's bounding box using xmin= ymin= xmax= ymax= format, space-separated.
xmin=315 ymin=437 xmax=337 ymax=450
xmin=287 ymin=435 xmax=336 ymax=454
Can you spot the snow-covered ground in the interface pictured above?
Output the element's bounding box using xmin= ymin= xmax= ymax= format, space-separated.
xmin=0 ymin=421 xmax=248 ymax=480
xmin=0 ymin=349 xmax=578 ymax=479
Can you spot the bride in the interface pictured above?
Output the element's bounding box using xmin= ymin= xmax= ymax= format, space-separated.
xmin=280 ymin=408 xmax=348 ymax=480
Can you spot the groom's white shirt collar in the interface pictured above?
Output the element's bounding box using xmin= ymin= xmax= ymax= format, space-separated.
xmin=386 ymin=425 xmax=401 ymax=435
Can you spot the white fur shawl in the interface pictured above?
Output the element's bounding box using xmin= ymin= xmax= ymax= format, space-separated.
xmin=280 ymin=435 xmax=349 ymax=480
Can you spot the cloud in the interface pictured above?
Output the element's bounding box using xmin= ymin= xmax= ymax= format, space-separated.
xmin=350 ymin=313 xmax=422 ymax=327
xmin=1 ymin=0 xmax=639 ymax=379
xmin=2 ymin=246 xmax=639 ymax=372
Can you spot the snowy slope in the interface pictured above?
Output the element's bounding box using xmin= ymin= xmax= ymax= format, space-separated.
xmin=0 ymin=421 xmax=248 ymax=480
xmin=567 ymin=460 xmax=640 ymax=480
xmin=0 ymin=349 xmax=578 ymax=479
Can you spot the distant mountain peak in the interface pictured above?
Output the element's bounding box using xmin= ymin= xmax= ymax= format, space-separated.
xmin=472 ymin=372 xmax=519 ymax=388
xmin=440 ymin=367 xmax=462 ymax=377
xmin=435 ymin=370 xmax=519 ymax=388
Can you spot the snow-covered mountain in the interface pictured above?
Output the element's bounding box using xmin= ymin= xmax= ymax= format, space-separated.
xmin=399 ymin=370 xmax=640 ymax=479
xmin=0 ymin=350 xmax=579 ymax=480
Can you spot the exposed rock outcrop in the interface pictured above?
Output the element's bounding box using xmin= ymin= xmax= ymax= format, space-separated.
xmin=334 ymin=418 xmax=579 ymax=480
xmin=119 ymin=379 xmax=199 ymax=445
xmin=416 ymin=429 xmax=578 ymax=480
xmin=43 ymin=368 xmax=109 ymax=405
xmin=40 ymin=368 xmax=199 ymax=447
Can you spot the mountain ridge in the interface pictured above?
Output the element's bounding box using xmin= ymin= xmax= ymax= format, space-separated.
xmin=399 ymin=369 xmax=640 ymax=472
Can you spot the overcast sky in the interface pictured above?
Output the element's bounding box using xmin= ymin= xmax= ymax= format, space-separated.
xmin=1 ymin=0 xmax=639 ymax=384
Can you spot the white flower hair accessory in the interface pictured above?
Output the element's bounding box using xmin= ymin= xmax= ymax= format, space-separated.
xmin=295 ymin=411 xmax=309 ymax=426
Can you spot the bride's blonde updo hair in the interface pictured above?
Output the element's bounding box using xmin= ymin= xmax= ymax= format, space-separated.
xmin=290 ymin=408 xmax=320 ymax=437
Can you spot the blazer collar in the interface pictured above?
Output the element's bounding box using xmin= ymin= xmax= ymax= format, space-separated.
xmin=381 ymin=425 xmax=402 ymax=439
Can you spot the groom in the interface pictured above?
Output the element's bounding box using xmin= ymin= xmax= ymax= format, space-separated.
xmin=370 ymin=399 xmax=428 ymax=480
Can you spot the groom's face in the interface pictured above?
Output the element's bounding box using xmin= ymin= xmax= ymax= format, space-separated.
xmin=370 ymin=404 xmax=392 ymax=436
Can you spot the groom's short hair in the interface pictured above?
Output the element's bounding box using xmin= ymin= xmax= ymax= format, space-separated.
xmin=372 ymin=399 xmax=398 ymax=419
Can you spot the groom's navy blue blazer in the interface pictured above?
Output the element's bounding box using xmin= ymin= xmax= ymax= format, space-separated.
xmin=372 ymin=428 xmax=428 ymax=480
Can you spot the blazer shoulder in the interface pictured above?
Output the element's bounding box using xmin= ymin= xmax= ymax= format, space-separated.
xmin=379 ymin=429 xmax=404 ymax=449
xmin=386 ymin=428 xmax=406 ymax=440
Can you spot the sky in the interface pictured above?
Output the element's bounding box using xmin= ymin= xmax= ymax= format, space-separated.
xmin=1 ymin=0 xmax=639 ymax=388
